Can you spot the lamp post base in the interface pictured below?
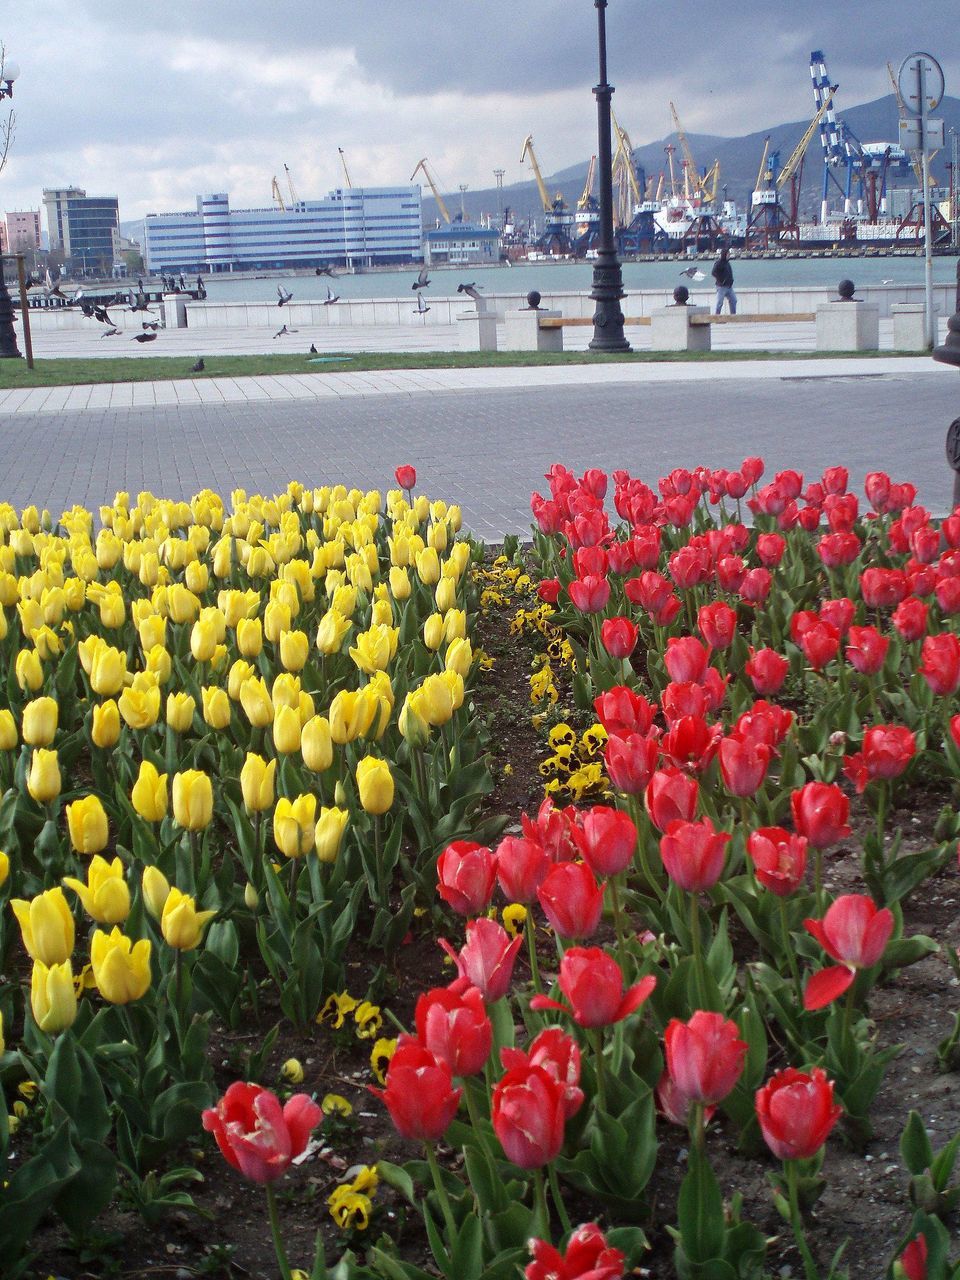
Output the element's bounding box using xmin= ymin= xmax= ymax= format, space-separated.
xmin=589 ymin=248 xmax=631 ymax=352
xmin=0 ymin=257 xmax=23 ymax=360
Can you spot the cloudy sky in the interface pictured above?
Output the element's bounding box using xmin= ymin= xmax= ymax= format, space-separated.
xmin=1 ymin=1 xmax=957 ymax=225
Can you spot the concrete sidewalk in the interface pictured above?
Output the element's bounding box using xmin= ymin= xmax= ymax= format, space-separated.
xmin=0 ymin=353 xmax=952 ymax=416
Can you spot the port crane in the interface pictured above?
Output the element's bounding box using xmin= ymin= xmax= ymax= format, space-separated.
xmin=746 ymin=85 xmax=837 ymax=248
xmin=338 ymin=147 xmax=354 ymax=189
xmin=410 ymin=158 xmax=452 ymax=225
xmin=271 ymin=176 xmax=285 ymax=212
xmin=669 ymin=102 xmax=719 ymax=204
xmin=520 ymin=135 xmax=573 ymax=254
xmin=283 ymin=164 xmax=299 ymax=206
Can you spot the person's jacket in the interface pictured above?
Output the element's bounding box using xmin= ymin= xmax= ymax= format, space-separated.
xmin=712 ymin=258 xmax=733 ymax=288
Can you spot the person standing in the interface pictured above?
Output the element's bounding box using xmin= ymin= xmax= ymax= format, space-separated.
xmin=712 ymin=246 xmax=737 ymax=315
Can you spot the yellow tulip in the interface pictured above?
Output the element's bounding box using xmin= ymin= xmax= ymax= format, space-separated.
xmin=435 ymin=577 xmax=457 ymax=614
xmin=90 ymin=644 xmax=127 ymax=696
xmin=32 ymin=625 xmax=62 ymax=660
xmin=15 ymin=648 xmax=43 ymax=692
xmin=315 ymin=609 xmax=351 ymax=655
xmin=138 ymin=614 xmax=167 ymax=652
xmin=413 ymin=495 xmax=431 ymax=523
xmin=141 ymin=865 xmax=171 ymax=919
xmin=239 ymin=676 xmax=274 ymax=727
xmin=240 ymin=753 xmax=276 ymax=813
xmin=367 ymin=672 xmax=394 ymax=739
xmin=0 ymin=849 xmax=8 ymax=887
xmin=91 ymin=699 xmax=121 ymax=748
xmin=270 ymin=674 xmax=299 ymax=711
xmin=423 ymin=613 xmax=444 ymax=652
xmin=201 ymin=686 xmax=231 ymax=730
xmin=263 ymin=600 xmax=291 ymax=644
xmin=445 ymin=637 xmax=474 ymax=678
xmin=279 ymin=629 xmax=309 ymax=672
xmin=27 ymin=748 xmax=61 ymax=804
xmin=146 ymin=643 xmax=174 ymax=684
xmin=273 ymin=794 xmax=318 ymax=859
xmin=388 ymin=565 xmax=411 ymax=601
xmin=428 ymin=521 xmax=448 ymax=553
xmin=329 ymin=689 xmax=373 ymax=744
xmin=160 ymin=887 xmax=216 ymax=951
xmin=398 ymin=690 xmax=431 ymax=749
xmin=11 ymin=887 xmax=75 ymax=964
xmin=419 ymin=675 xmax=455 ymax=727
xmin=172 ymin=770 xmax=214 ymax=831
xmin=0 ymin=708 xmax=17 ymax=750
xmin=298 ymin=689 xmax=316 ymax=725
xmin=349 ymin=624 xmax=398 ymax=676
xmin=99 ymin=591 xmax=126 ymax=629
xmin=131 ymin=759 xmax=168 ymax=822
xmin=371 ymin=598 xmax=393 ymax=628
xmin=31 ymin=959 xmax=77 ymax=1033
xmin=301 ymin=715 xmax=333 ymax=772
xmin=314 ymin=806 xmax=349 ymax=863
xmin=415 ymin=546 xmax=441 ymax=586
xmin=237 ymin=616 xmax=263 ymax=657
xmin=22 ymin=696 xmax=58 ymax=747
xmin=272 ymin=703 xmax=302 ymax=755
xmin=441 ymin=669 xmax=465 ymax=711
xmin=190 ymin=617 xmax=218 ymax=663
xmin=66 ymin=794 xmax=109 ymax=854
xmin=166 ymin=691 xmax=196 ymax=733
xmin=119 ymin=682 xmax=162 ymax=730
xmin=90 ymin=927 xmax=152 ymax=1004
xmin=64 ymin=855 xmax=130 ymax=925
xmin=185 ymin=560 xmax=209 ymax=594
xmin=167 ymin=583 xmax=201 ymax=624
xmin=228 ymin=658 xmax=255 ymax=700
xmin=356 ymin=757 xmax=394 ymax=816
xmin=331 ymin=584 xmax=358 ymax=619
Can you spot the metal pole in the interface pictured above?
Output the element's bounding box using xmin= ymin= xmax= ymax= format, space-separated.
xmin=16 ymin=254 xmax=33 ymax=368
xmin=589 ymin=0 xmax=630 ymax=352
xmin=920 ymin=58 xmax=935 ymax=349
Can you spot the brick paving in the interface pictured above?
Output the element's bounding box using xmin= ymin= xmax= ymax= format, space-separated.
xmin=1 ymin=365 xmax=957 ymax=539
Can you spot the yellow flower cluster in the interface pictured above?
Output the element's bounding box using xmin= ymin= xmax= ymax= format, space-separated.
xmin=540 ymin=721 xmax=610 ymax=804
xmin=316 ymin=991 xmax=382 ymax=1039
xmin=328 ymin=1164 xmax=379 ymax=1231
xmin=475 ymin=555 xmax=535 ymax=612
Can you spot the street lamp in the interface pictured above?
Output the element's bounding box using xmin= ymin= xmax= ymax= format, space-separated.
xmin=0 ymin=54 xmax=22 ymax=360
xmin=588 ymin=0 xmax=630 ymax=353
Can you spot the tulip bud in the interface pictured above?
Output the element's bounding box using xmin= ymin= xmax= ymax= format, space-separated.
xmin=272 ymin=703 xmax=302 ymax=755
xmin=11 ymin=886 xmax=75 ymax=964
xmin=334 ymin=780 xmax=347 ymax=807
xmin=31 ymin=959 xmax=77 ymax=1033
xmin=398 ymin=691 xmax=431 ymax=749
xmin=172 ymin=770 xmax=214 ymax=831
xmin=279 ymin=629 xmax=309 ymax=672
xmin=0 ymin=708 xmax=17 ymax=750
xmin=228 ymin=658 xmax=255 ymax=700
xmin=315 ymin=806 xmax=349 ymax=862
xmin=90 ymin=644 xmax=127 ymax=696
xmin=244 ymin=882 xmax=260 ymax=910
xmin=389 ymin=566 xmax=411 ymax=601
xmin=91 ymin=699 xmax=121 ymax=748
xmin=240 ymin=753 xmax=276 ymax=812
xmin=356 ymin=756 xmax=394 ymax=816
xmin=131 ymin=759 xmax=168 ymax=822
xmin=239 ymin=677 xmax=273 ymax=728
xmin=423 ymin=614 xmax=444 ymax=651
xmin=22 ymin=696 xmax=58 ymax=747
xmin=200 ymin=685 xmax=231 ymax=730
xmin=65 ymin=793 xmax=109 ymax=856
xmin=273 ymin=794 xmax=317 ymax=859
xmin=15 ymin=648 xmax=44 ymax=692
xmin=166 ymin=691 xmax=196 ymax=733
xmin=142 ymin=865 xmax=171 ymax=919
xmin=236 ymin=616 xmax=263 ymax=657
xmin=27 ymin=748 xmax=61 ymax=804
xmin=301 ymin=715 xmax=333 ymax=772
xmin=161 ymin=887 xmax=216 ymax=951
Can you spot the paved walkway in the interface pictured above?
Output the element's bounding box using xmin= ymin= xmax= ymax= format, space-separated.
xmin=1 ymin=362 xmax=956 ymax=539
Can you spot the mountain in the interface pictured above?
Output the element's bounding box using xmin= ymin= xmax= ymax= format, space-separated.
xmin=423 ymin=93 xmax=960 ymax=229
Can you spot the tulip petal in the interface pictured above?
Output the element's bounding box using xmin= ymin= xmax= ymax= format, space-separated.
xmin=615 ymin=973 xmax=657 ymax=1022
xmin=529 ymin=995 xmax=569 ymax=1016
xmin=803 ymin=964 xmax=855 ymax=1010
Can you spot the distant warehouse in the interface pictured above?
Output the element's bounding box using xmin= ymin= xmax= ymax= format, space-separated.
xmin=144 ymin=187 xmax=423 ymax=273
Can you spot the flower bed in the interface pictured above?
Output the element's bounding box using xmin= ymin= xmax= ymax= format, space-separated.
xmin=2 ymin=459 xmax=960 ymax=1279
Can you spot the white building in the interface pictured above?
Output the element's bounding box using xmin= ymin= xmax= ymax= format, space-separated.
xmin=144 ymin=188 xmax=422 ymax=273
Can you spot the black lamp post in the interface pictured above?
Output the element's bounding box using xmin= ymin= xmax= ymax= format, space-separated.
xmin=0 ymin=55 xmax=22 ymax=360
xmin=588 ymin=0 xmax=630 ymax=352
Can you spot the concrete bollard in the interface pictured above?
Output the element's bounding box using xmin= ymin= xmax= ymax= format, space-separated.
xmin=457 ymin=307 xmax=498 ymax=352
xmin=163 ymin=296 xmax=188 ymax=329
xmin=891 ymin=303 xmax=928 ymax=351
xmin=503 ymin=308 xmax=562 ymax=352
xmin=649 ymin=305 xmax=711 ymax=352
xmin=815 ymin=301 xmax=879 ymax=351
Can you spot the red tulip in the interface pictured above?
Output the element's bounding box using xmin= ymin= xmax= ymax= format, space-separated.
xmin=744 ymin=647 xmax=789 ymax=695
xmin=864 ymin=470 xmax=892 ymax=512
xmin=719 ymin=734 xmax=771 ymax=797
xmin=600 ymin=616 xmax=638 ymax=660
xmin=716 ymin=554 xmax=747 ymax=592
xmin=580 ymin=468 xmax=608 ymax=499
xmin=819 ymin=597 xmax=855 ymax=635
xmin=394 ymin=465 xmax=417 ymax=491
xmin=537 ymin=862 xmax=604 ymax=940
xmin=892 ymin=597 xmax=928 ymax=641
xmin=524 ymin=1222 xmax=625 ymax=1280
xmin=625 ymin=569 xmax=672 ymax=613
xmin=800 ymin=621 xmax=840 ymax=671
xmin=521 ymin=797 xmax=579 ymax=863
xmin=568 ymin=574 xmax=610 ymax=614
xmin=414 ymin=984 xmax=492 ymax=1078
xmin=919 ymin=632 xmax=960 ymax=695
xmin=803 ymin=893 xmax=894 ymax=1010
xmin=645 ymin=768 xmax=699 ymax=832
xmin=936 ymin=576 xmax=960 ymax=615
xmin=821 ymin=465 xmax=849 ymax=495
xmin=202 ymin=1083 xmax=323 ymax=1184
xmin=747 ymin=827 xmax=807 ymax=896
xmin=496 ymin=835 xmax=550 ymax=903
xmin=756 ymin=1066 xmax=841 ymax=1160
xmin=790 ymin=782 xmax=851 ymax=850
xmin=491 ymin=1064 xmax=567 ymax=1168
xmin=501 ymin=1026 xmax=584 ymax=1119
xmin=741 ymin=455 xmax=765 ymax=484
xmin=663 ymin=1011 xmax=747 ymax=1116
xmin=818 ymin=531 xmax=861 ymax=567
xmin=860 ymin=566 xmax=909 ymax=608
xmin=912 ymin=525 xmax=941 ymax=564
xmin=370 ymin=1041 xmax=462 ymax=1141
xmin=664 ymin=636 xmax=710 ymax=684
xmin=651 ymin=593 xmax=682 ymax=626
xmin=530 ymin=946 xmax=656 ymax=1028
xmin=436 ymin=841 xmax=497 ymax=916
xmin=737 ymin=699 xmax=794 ymax=746
xmin=532 ymin=496 xmax=564 ymax=535
xmin=755 ymin=532 xmax=786 ymax=567
xmin=660 ymin=817 xmax=730 ymax=892
xmin=593 ymin=686 xmax=656 ymax=737
xmin=898 ymin=1234 xmax=928 ymax=1280
xmin=438 ymin=918 xmax=523 ymax=1002
xmin=739 ymin=566 xmax=772 ymax=604
xmin=845 ymin=625 xmax=889 ymax=675
xmin=697 ymin=601 xmax=737 ymax=650
xmin=573 ymin=805 xmax=637 ymax=877
xmin=603 ymin=732 xmax=659 ymax=795
xmin=660 ymin=715 xmax=721 ymax=773
xmin=669 ymin=544 xmax=711 ymax=588
xmin=574 ymin=546 xmax=608 ymax=579
xmin=537 ymin=578 xmax=561 ymax=604
xmin=661 ymin=680 xmax=707 ymax=724
xmin=842 ymin=725 xmax=915 ymax=794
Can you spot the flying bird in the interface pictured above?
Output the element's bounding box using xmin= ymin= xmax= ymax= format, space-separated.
xmin=315 ymin=264 xmax=339 ymax=278
xmin=190 ymin=358 xmax=205 ymax=373
xmin=273 ymin=324 xmax=298 ymax=338
xmin=411 ymin=268 xmax=431 ymax=291
xmin=323 ymin=286 xmax=340 ymax=305
xmin=881 ymin=278 xmax=894 ymax=285
xmin=277 ymin=286 xmax=293 ymax=306
xmin=128 ymin=288 xmax=153 ymax=313
xmin=414 ymin=291 xmax=430 ymax=315
xmin=132 ymin=332 xmax=157 ymax=343
xmin=679 ymin=267 xmax=706 ymax=280
xmin=142 ymin=320 xmax=160 ymax=331
xmin=457 ymin=282 xmax=483 ymax=300
xmin=44 ymin=270 xmax=67 ymax=301
xmin=93 ymin=304 xmax=115 ymax=325
xmin=100 ymin=327 xmax=121 ymax=338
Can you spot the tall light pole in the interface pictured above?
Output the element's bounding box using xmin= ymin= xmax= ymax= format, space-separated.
xmin=494 ymin=169 xmax=505 ymax=231
xmin=588 ymin=1 xmax=629 ymax=352
xmin=0 ymin=53 xmax=21 ymax=359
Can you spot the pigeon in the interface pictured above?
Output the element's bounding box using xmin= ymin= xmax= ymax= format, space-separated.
xmin=190 ymin=358 xmax=205 ymax=373
xmin=277 ymin=285 xmax=293 ymax=307
xmin=273 ymin=324 xmax=298 ymax=338
xmin=132 ymin=332 xmax=157 ymax=343
xmin=128 ymin=288 xmax=153 ymax=314
xmin=77 ymin=292 xmax=95 ymax=318
xmin=411 ymin=268 xmax=431 ymax=291
xmin=44 ymin=269 xmax=67 ymax=301
xmin=413 ymin=291 xmax=430 ymax=315
xmin=323 ymin=286 xmax=340 ymax=305
xmin=309 ymin=343 xmax=318 ymax=354
xmin=315 ymin=264 xmax=338 ymax=277
xmin=142 ymin=320 xmax=160 ymax=331
xmin=94 ymin=305 xmax=115 ymax=325
xmin=457 ymin=282 xmax=482 ymax=300
xmin=679 ymin=267 xmax=706 ymax=280
xmin=100 ymin=327 xmax=121 ymax=338
xmin=881 ymin=278 xmax=894 ymax=285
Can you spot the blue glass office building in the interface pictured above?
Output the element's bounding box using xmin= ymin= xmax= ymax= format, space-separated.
xmin=144 ymin=187 xmax=423 ymax=272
